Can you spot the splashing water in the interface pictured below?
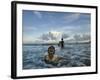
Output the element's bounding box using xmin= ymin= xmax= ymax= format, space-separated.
xmin=23 ymin=43 xmax=91 ymax=69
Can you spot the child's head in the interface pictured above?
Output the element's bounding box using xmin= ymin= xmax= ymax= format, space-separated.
xmin=48 ymin=46 xmax=55 ymax=54
xmin=48 ymin=46 xmax=55 ymax=56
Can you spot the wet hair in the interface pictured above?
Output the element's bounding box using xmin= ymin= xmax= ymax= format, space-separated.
xmin=48 ymin=46 xmax=55 ymax=54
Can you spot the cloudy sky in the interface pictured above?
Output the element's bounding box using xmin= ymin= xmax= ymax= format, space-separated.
xmin=22 ymin=10 xmax=91 ymax=44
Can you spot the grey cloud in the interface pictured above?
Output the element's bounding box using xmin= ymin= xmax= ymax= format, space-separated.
xmin=62 ymin=33 xmax=69 ymax=39
xmin=33 ymin=11 xmax=42 ymax=19
xmin=64 ymin=13 xmax=80 ymax=24
xmin=49 ymin=32 xmax=57 ymax=40
xmin=40 ymin=34 xmax=49 ymax=40
xmin=38 ymin=32 xmax=90 ymax=43
xmin=73 ymin=34 xmax=90 ymax=41
xmin=39 ymin=32 xmax=61 ymax=41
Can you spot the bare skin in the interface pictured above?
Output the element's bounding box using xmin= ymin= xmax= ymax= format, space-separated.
xmin=45 ymin=46 xmax=63 ymax=63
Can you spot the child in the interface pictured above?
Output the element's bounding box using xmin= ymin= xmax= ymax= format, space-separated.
xmin=44 ymin=46 xmax=63 ymax=65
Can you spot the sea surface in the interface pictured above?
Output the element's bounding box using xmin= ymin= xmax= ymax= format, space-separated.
xmin=23 ymin=43 xmax=91 ymax=69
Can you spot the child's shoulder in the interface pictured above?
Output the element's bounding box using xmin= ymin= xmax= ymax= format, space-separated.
xmin=53 ymin=55 xmax=63 ymax=61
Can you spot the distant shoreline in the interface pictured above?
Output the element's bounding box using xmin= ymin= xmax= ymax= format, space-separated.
xmin=23 ymin=41 xmax=91 ymax=46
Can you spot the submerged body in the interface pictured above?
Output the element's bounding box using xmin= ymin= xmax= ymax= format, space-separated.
xmin=44 ymin=54 xmax=63 ymax=65
xmin=58 ymin=38 xmax=64 ymax=49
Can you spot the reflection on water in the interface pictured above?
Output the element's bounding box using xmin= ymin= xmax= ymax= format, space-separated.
xmin=23 ymin=43 xmax=91 ymax=69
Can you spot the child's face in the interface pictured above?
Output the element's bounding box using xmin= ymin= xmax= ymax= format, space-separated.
xmin=48 ymin=48 xmax=55 ymax=54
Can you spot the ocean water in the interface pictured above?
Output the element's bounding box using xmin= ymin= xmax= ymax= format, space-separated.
xmin=23 ymin=43 xmax=91 ymax=69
